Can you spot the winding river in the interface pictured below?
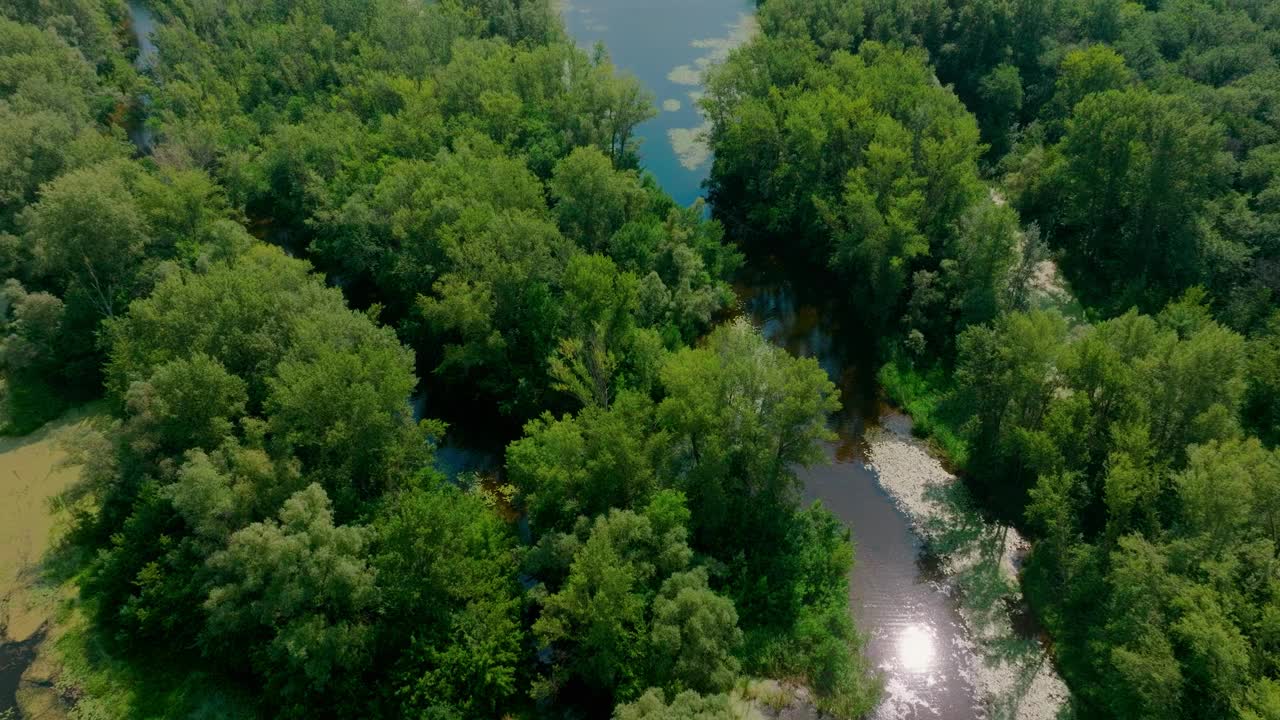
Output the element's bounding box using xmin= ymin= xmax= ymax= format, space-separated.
xmin=562 ymin=5 xmax=985 ymax=718
xmin=739 ymin=278 xmax=980 ymax=720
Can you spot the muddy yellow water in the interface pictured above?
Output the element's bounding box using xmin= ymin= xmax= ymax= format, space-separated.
xmin=1 ymin=408 xmax=96 ymax=641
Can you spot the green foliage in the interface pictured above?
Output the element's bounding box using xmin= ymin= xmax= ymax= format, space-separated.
xmin=372 ymin=486 xmax=524 ymax=719
xmin=952 ymin=295 xmax=1271 ymax=717
xmin=1049 ymin=45 xmax=1133 ymax=124
xmin=508 ymin=389 xmax=663 ymax=536
xmin=1245 ymin=313 xmax=1280 ymax=446
xmin=739 ymin=0 xmax=1280 ymax=330
xmin=202 ymin=484 xmax=376 ymax=716
xmin=614 ymin=688 xmax=760 ymax=720
xmin=531 ymin=491 xmax=712 ymax=706
xmin=123 ymin=353 xmax=247 ymax=454
xmin=715 ymin=3 xmax=1280 ymax=720
xmin=0 ymin=279 xmax=66 ymax=431
xmin=23 ymin=160 xmax=148 ymax=319
xmin=649 ymin=567 xmax=744 ymax=695
xmin=515 ymin=320 xmax=877 ymax=715
xmin=0 ymin=1 xmax=875 ymax=718
xmin=74 ymin=247 xmax=449 ymax=717
xmin=1035 ymin=88 xmax=1233 ymax=311
xmin=876 ymin=359 xmax=970 ymax=468
xmin=265 ymin=308 xmax=421 ymax=514
xmin=757 ymin=0 xmax=864 ymax=58
xmin=658 ymin=320 xmax=838 ymax=591
xmin=705 ymin=35 xmax=1002 ymax=343
xmin=551 ymin=146 xmax=651 ymax=252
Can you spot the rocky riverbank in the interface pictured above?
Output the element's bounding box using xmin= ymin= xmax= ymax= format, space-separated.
xmin=865 ymin=412 xmax=1070 ymax=720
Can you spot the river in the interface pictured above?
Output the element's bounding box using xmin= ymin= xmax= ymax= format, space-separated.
xmin=738 ymin=278 xmax=981 ymax=720
xmin=563 ymin=5 xmax=986 ymax=718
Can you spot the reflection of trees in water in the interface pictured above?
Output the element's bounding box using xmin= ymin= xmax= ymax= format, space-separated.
xmin=736 ymin=278 xmax=883 ymax=464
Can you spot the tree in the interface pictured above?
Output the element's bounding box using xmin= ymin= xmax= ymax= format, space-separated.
xmin=532 ymin=491 xmax=705 ymax=708
xmin=658 ymin=319 xmax=839 ymax=555
xmin=1177 ymin=439 xmax=1280 ymax=547
xmin=1041 ymin=89 xmax=1232 ymax=310
xmin=943 ymin=200 xmax=1022 ymax=331
xmin=1049 ymin=45 xmax=1133 ymax=124
xmin=550 ymin=147 xmax=649 ymax=252
xmin=758 ymin=0 xmax=864 ymax=57
xmin=22 ymin=160 xmax=148 ymax=319
xmin=203 ymin=484 xmax=376 ymax=717
xmin=104 ymin=245 xmax=348 ymax=407
xmin=266 ymin=308 xmax=425 ymax=516
xmin=548 ymin=254 xmax=646 ymax=410
xmin=649 ymin=568 xmax=743 ymax=695
xmin=1245 ymin=313 xmax=1280 ymax=446
xmin=614 ymin=689 xmax=760 ymax=720
xmin=0 ymin=279 xmax=65 ymax=429
xmin=956 ymin=309 xmax=1069 ymax=492
xmin=977 ymin=63 xmax=1024 ymax=155
xmin=122 ymin=353 xmax=247 ymax=456
xmin=705 ymin=40 xmax=984 ymax=339
xmin=508 ymin=389 xmax=663 ymax=536
xmin=373 ymin=487 xmax=523 ymax=718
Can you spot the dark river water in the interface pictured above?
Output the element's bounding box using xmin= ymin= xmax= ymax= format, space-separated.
xmin=739 ymin=279 xmax=979 ymax=720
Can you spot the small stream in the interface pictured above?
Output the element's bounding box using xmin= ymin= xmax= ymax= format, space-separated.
xmin=740 ymin=278 xmax=981 ymax=720
xmin=125 ymin=1 xmax=158 ymax=153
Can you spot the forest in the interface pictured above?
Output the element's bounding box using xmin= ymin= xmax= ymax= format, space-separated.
xmin=1 ymin=0 xmax=1279 ymax=719
xmin=707 ymin=0 xmax=1280 ymax=718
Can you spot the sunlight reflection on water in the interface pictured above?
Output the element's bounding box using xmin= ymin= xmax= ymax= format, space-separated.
xmin=897 ymin=624 xmax=938 ymax=673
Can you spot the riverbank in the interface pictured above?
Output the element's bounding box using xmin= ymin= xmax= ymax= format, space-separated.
xmin=865 ymin=411 xmax=1070 ymax=720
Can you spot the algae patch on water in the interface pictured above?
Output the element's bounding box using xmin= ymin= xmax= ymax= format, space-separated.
xmin=1 ymin=407 xmax=99 ymax=643
xmin=1 ymin=406 xmax=102 ymax=720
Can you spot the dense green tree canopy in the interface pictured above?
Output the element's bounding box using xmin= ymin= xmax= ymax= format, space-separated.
xmin=708 ymin=4 xmax=1280 ymax=719
xmin=0 ymin=3 xmax=882 ymax=718
xmin=8 ymin=0 xmax=1280 ymax=719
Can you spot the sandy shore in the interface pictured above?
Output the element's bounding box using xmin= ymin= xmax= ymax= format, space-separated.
xmin=865 ymin=411 xmax=1070 ymax=720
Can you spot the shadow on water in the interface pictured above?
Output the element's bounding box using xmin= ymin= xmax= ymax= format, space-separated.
xmin=732 ymin=264 xmax=882 ymax=461
xmin=735 ymin=266 xmax=982 ymax=720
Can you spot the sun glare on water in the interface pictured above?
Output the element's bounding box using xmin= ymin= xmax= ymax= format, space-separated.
xmin=897 ymin=624 xmax=937 ymax=672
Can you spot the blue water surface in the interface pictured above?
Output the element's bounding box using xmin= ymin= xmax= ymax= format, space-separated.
xmin=560 ymin=0 xmax=756 ymax=207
